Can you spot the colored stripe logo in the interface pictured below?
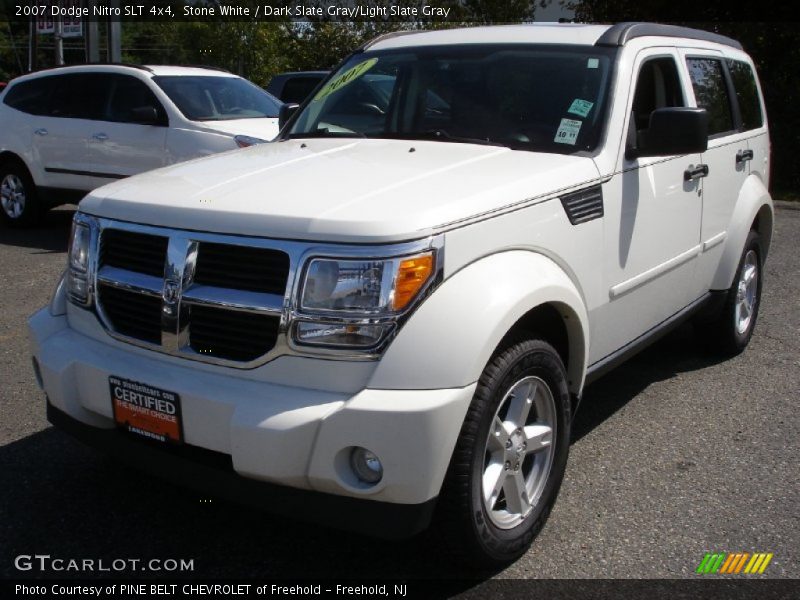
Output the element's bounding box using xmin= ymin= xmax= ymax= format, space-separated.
xmin=696 ymin=552 xmax=773 ymax=574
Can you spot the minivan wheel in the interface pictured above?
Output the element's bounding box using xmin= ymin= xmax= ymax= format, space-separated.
xmin=0 ymin=161 xmax=42 ymax=227
xmin=437 ymin=339 xmax=570 ymax=566
xmin=697 ymin=230 xmax=763 ymax=356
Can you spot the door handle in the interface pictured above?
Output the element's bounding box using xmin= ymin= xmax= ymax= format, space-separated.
xmin=684 ymin=164 xmax=709 ymax=181
xmin=91 ymin=133 xmax=109 ymax=141
xmin=34 ymin=128 xmax=48 ymax=136
xmin=736 ymin=149 xmax=754 ymax=164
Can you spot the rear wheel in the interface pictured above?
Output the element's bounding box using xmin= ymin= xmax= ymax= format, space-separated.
xmin=0 ymin=160 xmax=42 ymax=227
xmin=437 ymin=339 xmax=571 ymax=566
xmin=697 ymin=230 xmax=763 ymax=356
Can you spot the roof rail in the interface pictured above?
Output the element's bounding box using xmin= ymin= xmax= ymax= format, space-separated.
xmin=596 ymin=22 xmax=743 ymax=50
xmin=179 ymin=65 xmax=232 ymax=73
xmin=360 ymin=29 xmax=420 ymax=51
xmin=29 ymin=63 xmax=154 ymax=75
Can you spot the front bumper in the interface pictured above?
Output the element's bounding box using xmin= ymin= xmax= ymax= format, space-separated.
xmin=46 ymin=402 xmax=436 ymax=539
xmin=29 ymin=307 xmax=475 ymax=537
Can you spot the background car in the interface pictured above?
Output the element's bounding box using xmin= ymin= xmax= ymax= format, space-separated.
xmin=266 ymin=71 xmax=329 ymax=104
xmin=0 ymin=64 xmax=283 ymax=226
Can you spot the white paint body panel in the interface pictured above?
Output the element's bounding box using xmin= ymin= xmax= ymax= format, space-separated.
xmin=79 ymin=140 xmax=598 ymax=243
xmin=27 ymin=28 xmax=775 ymax=509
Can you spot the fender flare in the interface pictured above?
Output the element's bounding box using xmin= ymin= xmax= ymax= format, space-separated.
xmin=369 ymin=250 xmax=590 ymax=395
xmin=711 ymin=175 xmax=774 ymax=291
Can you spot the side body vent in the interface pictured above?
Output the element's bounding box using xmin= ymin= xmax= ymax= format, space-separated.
xmin=560 ymin=186 xmax=604 ymax=225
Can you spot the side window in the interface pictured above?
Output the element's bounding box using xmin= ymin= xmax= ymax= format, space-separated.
xmin=49 ymin=74 xmax=110 ymax=120
xmin=727 ymin=60 xmax=763 ymax=131
xmin=686 ymin=58 xmax=735 ymax=137
xmin=107 ymin=75 xmax=164 ymax=123
xmin=629 ymin=57 xmax=686 ymax=150
xmin=281 ymin=77 xmax=321 ymax=104
xmin=2 ymin=77 xmax=54 ymax=115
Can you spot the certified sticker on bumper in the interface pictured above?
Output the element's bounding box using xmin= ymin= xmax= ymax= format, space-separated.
xmin=110 ymin=376 xmax=182 ymax=444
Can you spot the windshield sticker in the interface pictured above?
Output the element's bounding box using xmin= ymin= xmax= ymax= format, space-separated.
xmin=568 ymin=99 xmax=594 ymax=118
xmin=587 ymin=58 xmax=599 ymax=69
xmin=313 ymin=58 xmax=379 ymax=102
xmin=554 ymin=118 xmax=582 ymax=145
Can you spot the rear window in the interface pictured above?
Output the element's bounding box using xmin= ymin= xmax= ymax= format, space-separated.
xmin=3 ymin=77 xmax=53 ymax=115
xmin=727 ymin=60 xmax=763 ymax=131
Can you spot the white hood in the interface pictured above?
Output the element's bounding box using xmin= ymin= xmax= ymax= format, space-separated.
xmin=80 ymin=139 xmax=600 ymax=243
xmin=190 ymin=118 xmax=280 ymax=142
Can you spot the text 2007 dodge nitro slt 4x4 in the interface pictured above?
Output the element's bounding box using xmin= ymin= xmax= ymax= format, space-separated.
xmin=29 ymin=23 xmax=773 ymax=564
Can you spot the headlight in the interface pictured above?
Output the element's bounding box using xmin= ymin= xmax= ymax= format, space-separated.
xmin=67 ymin=216 xmax=94 ymax=305
xmin=300 ymin=253 xmax=434 ymax=314
xmin=294 ymin=251 xmax=435 ymax=349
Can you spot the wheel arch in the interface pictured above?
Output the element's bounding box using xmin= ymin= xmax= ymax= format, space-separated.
xmin=368 ymin=250 xmax=590 ymax=396
xmin=711 ymin=175 xmax=774 ymax=290
xmin=0 ymin=150 xmax=30 ymax=170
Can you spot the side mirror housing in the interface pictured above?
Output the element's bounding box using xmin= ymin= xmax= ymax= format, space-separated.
xmin=279 ymin=103 xmax=300 ymax=132
xmin=629 ymin=107 xmax=708 ymax=159
xmin=130 ymin=106 xmax=161 ymax=126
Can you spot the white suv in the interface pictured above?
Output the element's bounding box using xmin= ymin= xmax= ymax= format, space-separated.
xmin=29 ymin=23 xmax=773 ymax=565
xmin=0 ymin=64 xmax=281 ymax=225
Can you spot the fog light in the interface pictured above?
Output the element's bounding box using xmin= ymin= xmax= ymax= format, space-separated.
xmin=350 ymin=447 xmax=383 ymax=484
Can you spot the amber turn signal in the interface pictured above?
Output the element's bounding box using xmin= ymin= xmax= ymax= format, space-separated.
xmin=393 ymin=253 xmax=434 ymax=310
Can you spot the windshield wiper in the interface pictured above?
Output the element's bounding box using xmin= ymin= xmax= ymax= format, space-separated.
xmin=287 ymin=128 xmax=366 ymax=139
xmin=380 ymin=129 xmax=509 ymax=148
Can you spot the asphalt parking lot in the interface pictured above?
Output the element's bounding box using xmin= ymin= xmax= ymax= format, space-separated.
xmin=0 ymin=205 xmax=797 ymax=585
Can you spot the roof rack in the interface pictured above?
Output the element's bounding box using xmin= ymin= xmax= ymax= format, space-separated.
xmin=361 ymin=29 xmax=420 ymax=51
xmin=596 ymin=22 xmax=743 ymax=50
xmin=179 ymin=65 xmax=232 ymax=73
xmin=29 ymin=63 xmax=154 ymax=74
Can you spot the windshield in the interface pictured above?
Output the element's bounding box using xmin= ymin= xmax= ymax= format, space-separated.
xmin=288 ymin=44 xmax=616 ymax=154
xmin=154 ymin=75 xmax=281 ymax=121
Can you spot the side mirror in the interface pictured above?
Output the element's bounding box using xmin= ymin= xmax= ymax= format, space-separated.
xmin=130 ymin=106 xmax=160 ymax=126
xmin=279 ymin=103 xmax=300 ymax=131
xmin=629 ymin=107 xmax=708 ymax=159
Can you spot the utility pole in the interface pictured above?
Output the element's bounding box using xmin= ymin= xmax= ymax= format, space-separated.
xmin=54 ymin=14 xmax=65 ymax=66
xmin=107 ymin=0 xmax=122 ymax=63
xmin=85 ymin=0 xmax=100 ymax=62
xmin=28 ymin=17 xmax=38 ymax=72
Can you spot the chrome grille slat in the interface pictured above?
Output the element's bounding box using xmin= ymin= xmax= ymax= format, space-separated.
xmin=97 ymin=266 xmax=163 ymax=296
xmin=95 ymin=222 xmax=290 ymax=366
xmin=182 ymin=285 xmax=284 ymax=314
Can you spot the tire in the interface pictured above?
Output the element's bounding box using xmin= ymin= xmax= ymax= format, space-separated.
xmin=0 ymin=159 xmax=43 ymax=227
xmin=696 ymin=230 xmax=763 ymax=356
xmin=437 ymin=339 xmax=571 ymax=566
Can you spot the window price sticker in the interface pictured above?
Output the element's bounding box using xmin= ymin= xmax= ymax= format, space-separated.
xmin=554 ymin=118 xmax=582 ymax=145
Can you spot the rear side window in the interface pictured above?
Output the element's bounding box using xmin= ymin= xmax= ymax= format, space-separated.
xmin=3 ymin=77 xmax=54 ymax=115
xmin=49 ymin=74 xmax=111 ymax=120
xmin=686 ymin=58 xmax=735 ymax=137
xmin=727 ymin=60 xmax=763 ymax=131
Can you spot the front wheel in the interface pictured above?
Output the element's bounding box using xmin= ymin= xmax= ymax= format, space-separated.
xmin=0 ymin=161 xmax=42 ymax=227
xmin=437 ymin=339 xmax=571 ymax=566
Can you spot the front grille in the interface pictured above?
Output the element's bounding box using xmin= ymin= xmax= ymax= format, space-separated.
xmin=100 ymin=229 xmax=168 ymax=277
xmin=98 ymin=284 xmax=162 ymax=344
xmin=194 ymin=242 xmax=290 ymax=295
xmin=93 ymin=222 xmax=288 ymax=366
xmin=189 ymin=305 xmax=280 ymax=362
